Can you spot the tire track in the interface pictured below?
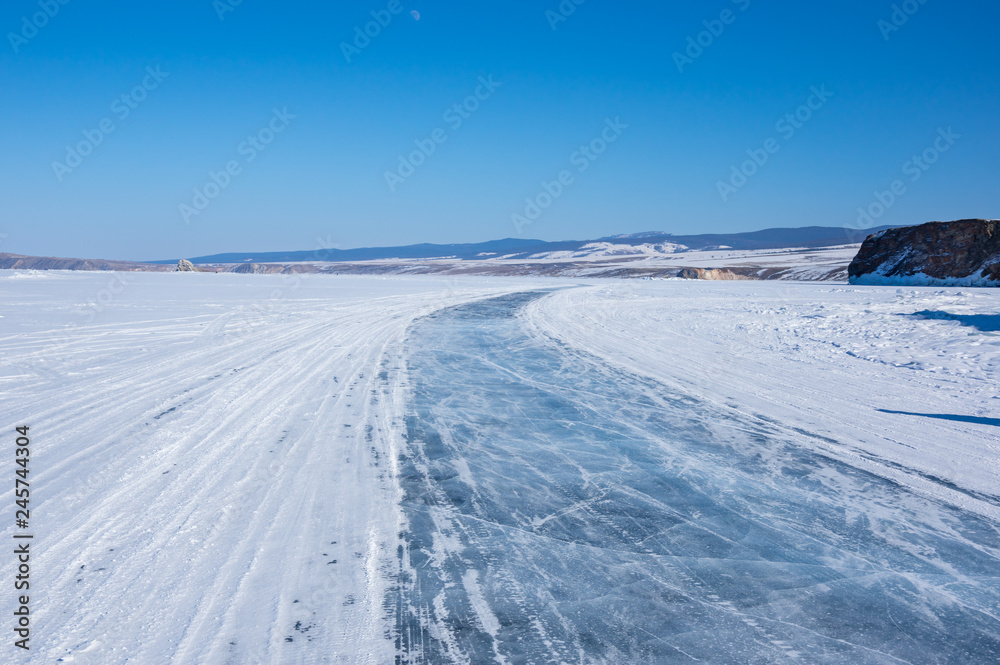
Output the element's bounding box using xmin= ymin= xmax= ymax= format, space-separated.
xmin=0 ymin=276 xmax=530 ymax=665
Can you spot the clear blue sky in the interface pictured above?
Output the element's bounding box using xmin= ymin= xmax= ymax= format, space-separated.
xmin=1 ymin=0 xmax=997 ymax=260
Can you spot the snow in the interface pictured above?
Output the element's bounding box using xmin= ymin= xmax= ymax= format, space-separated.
xmin=0 ymin=270 xmax=52 ymax=280
xmin=526 ymin=241 xmax=689 ymax=260
xmin=851 ymin=269 xmax=1000 ymax=287
xmin=494 ymin=244 xmax=860 ymax=281
xmin=525 ymin=282 xmax=1000 ymax=517
xmin=352 ymin=244 xmax=862 ymax=282
xmin=1 ymin=270 xmax=997 ymax=663
xmin=0 ymin=270 xmax=548 ymax=664
xmin=615 ymin=244 xmax=860 ymax=274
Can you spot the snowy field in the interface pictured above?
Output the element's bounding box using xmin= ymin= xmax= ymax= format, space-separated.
xmin=350 ymin=244 xmax=862 ymax=281
xmin=1 ymin=270 xmax=998 ymax=664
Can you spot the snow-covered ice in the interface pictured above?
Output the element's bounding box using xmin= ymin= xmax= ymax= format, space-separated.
xmin=1 ymin=271 xmax=997 ymax=664
xmin=398 ymin=289 xmax=999 ymax=663
xmin=527 ymin=282 xmax=1000 ymax=515
xmin=0 ymin=271 xmax=541 ymax=664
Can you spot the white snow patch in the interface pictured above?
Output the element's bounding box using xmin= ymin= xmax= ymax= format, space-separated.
xmin=0 ymin=269 xmax=53 ymax=279
xmin=461 ymin=570 xmax=501 ymax=637
xmin=851 ymin=270 xmax=1000 ymax=287
xmin=527 ymin=241 xmax=688 ymax=260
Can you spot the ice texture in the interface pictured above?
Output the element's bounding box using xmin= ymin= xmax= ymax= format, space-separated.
xmin=393 ymin=291 xmax=1000 ymax=664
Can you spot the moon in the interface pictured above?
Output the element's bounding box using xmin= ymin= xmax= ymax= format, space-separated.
xmin=411 ymin=10 xmax=420 ymax=21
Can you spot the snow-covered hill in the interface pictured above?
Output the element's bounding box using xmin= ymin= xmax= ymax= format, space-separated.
xmin=525 ymin=241 xmax=689 ymax=260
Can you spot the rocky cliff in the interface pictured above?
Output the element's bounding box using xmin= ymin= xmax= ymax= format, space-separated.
xmin=848 ymin=219 xmax=1000 ymax=287
xmin=0 ymin=252 xmax=170 ymax=272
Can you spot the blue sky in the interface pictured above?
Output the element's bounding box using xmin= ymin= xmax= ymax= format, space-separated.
xmin=1 ymin=0 xmax=997 ymax=260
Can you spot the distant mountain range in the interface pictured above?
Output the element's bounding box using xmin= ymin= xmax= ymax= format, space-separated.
xmin=153 ymin=226 xmax=894 ymax=265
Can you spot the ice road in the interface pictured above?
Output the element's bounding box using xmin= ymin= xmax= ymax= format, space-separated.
xmin=394 ymin=291 xmax=1000 ymax=664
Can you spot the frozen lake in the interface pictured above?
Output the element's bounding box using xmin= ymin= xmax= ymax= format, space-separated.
xmin=3 ymin=272 xmax=997 ymax=664
xmin=395 ymin=291 xmax=1000 ymax=664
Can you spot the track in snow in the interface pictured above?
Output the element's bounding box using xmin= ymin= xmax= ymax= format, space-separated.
xmin=393 ymin=291 xmax=1000 ymax=664
xmin=0 ymin=273 xmax=537 ymax=665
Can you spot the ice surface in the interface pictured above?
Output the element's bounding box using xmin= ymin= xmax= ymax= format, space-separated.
xmin=526 ymin=283 xmax=1000 ymax=511
xmin=394 ymin=291 xmax=1000 ymax=664
xmin=2 ymin=272 xmax=997 ymax=664
xmin=0 ymin=271 xmax=547 ymax=665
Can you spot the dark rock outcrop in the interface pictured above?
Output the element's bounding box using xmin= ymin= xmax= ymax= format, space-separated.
xmin=848 ymin=219 xmax=1000 ymax=287
xmin=176 ymin=259 xmax=199 ymax=272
